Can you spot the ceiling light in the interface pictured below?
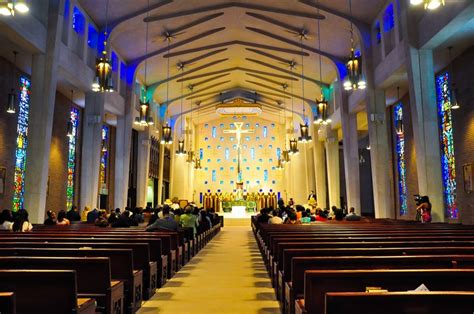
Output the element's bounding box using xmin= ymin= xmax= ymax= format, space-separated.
xmin=0 ymin=3 xmax=13 ymax=16
xmin=410 ymin=0 xmax=423 ymax=4
xmin=288 ymin=138 xmax=299 ymax=155
xmin=298 ymin=123 xmax=312 ymax=143
xmin=161 ymin=124 xmax=172 ymax=145
xmin=176 ymin=139 xmax=187 ymax=156
xmin=14 ymin=0 xmax=29 ymax=13
xmin=92 ymin=0 xmax=113 ymax=92
xmin=410 ymin=0 xmax=445 ymax=10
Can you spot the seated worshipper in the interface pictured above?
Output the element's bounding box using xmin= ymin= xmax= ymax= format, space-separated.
xmin=111 ymin=210 xmax=133 ymax=228
xmin=146 ymin=206 xmax=178 ymax=232
xmin=173 ymin=208 xmax=182 ymax=224
xmin=314 ymin=208 xmax=327 ymax=222
xmin=12 ymin=209 xmax=33 ymax=232
xmin=256 ymin=208 xmax=271 ymax=224
xmin=268 ymin=210 xmax=283 ymax=224
xmin=329 ymin=206 xmax=344 ymax=221
xmin=81 ymin=206 xmax=91 ymax=221
xmin=180 ymin=205 xmax=199 ymax=236
xmin=416 ymin=196 xmax=432 ymax=223
xmin=44 ymin=210 xmax=57 ymax=225
xmin=147 ymin=207 xmax=161 ymax=226
xmin=132 ymin=207 xmax=144 ymax=224
xmin=199 ymin=209 xmax=212 ymax=232
xmin=345 ymin=207 xmax=361 ymax=221
xmin=0 ymin=209 xmax=14 ymax=231
xmin=87 ymin=208 xmax=100 ymax=223
xmin=295 ymin=205 xmax=306 ymax=220
xmin=56 ymin=210 xmax=71 ymax=226
xmin=66 ymin=205 xmax=81 ymax=222
xmin=95 ymin=210 xmax=109 ymax=227
xmin=301 ymin=211 xmax=311 ymax=224
xmin=284 ymin=211 xmax=301 ymax=225
xmin=107 ymin=208 xmax=120 ymax=224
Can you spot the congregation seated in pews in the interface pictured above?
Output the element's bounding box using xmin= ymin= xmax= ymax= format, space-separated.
xmin=251 ymin=199 xmax=474 ymax=314
xmin=0 ymin=203 xmax=222 ymax=314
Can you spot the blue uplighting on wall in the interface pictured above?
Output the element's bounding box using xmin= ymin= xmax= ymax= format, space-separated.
xmin=111 ymin=51 xmax=118 ymax=72
xmin=87 ymin=24 xmax=98 ymax=48
xmin=120 ymin=62 xmax=127 ymax=81
xmin=72 ymin=7 xmax=85 ymax=34
xmin=383 ymin=3 xmax=395 ymax=32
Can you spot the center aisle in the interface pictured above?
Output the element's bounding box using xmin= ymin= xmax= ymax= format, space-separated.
xmin=138 ymin=226 xmax=280 ymax=314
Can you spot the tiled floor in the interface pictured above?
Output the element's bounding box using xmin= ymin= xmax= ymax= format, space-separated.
xmin=137 ymin=226 xmax=280 ymax=314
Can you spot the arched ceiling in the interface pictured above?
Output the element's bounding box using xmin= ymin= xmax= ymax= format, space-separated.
xmin=79 ymin=0 xmax=386 ymax=123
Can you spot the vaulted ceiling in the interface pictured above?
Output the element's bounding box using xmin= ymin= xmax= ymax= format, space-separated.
xmin=79 ymin=0 xmax=386 ymax=123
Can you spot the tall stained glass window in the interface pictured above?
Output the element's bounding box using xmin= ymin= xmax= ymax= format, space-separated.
xmin=12 ymin=76 xmax=31 ymax=211
xmin=276 ymin=148 xmax=281 ymax=159
xmin=99 ymin=125 xmax=109 ymax=185
xmin=263 ymin=126 xmax=268 ymax=138
xmin=436 ymin=72 xmax=458 ymax=219
xmin=394 ymin=103 xmax=407 ymax=216
xmin=66 ymin=107 xmax=79 ymax=209
xmin=199 ymin=148 xmax=203 ymax=159
xmin=263 ymin=170 xmax=269 ymax=182
xmin=250 ymin=148 xmax=255 ymax=160
xmin=225 ymin=148 xmax=230 ymax=160
xmin=212 ymin=126 xmax=217 ymax=138
xmin=212 ymin=170 xmax=216 ymax=182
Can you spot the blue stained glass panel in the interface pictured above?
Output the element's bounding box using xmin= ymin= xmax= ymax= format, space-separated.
xmin=212 ymin=126 xmax=217 ymax=138
xmin=263 ymin=126 xmax=268 ymax=138
xmin=394 ymin=102 xmax=407 ymax=216
xmin=264 ymin=170 xmax=269 ymax=182
xmin=225 ymin=148 xmax=230 ymax=160
xmin=199 ymin=148 xmax=203 ymax=159
xmin=212 ymin=170 xmax=217 ymax=182
xmin=250 ymin=148 xmax=255 ymax=160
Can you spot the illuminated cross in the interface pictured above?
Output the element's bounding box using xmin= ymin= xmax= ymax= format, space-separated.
xmin=223 ymin=122 xmax=254 ymax=183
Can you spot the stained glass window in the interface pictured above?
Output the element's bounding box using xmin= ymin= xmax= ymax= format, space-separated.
xmin=99 ymin=125 xmax=109 ymax=185
xmin=250 ymin=148 xmax=255 ymax=160
xmin=66 ymin=107 xmax=79 ymax=210
xmin=199 ymin=148 xmax=203 ymax=159
xmin=12 ymin=76 xmax=31 ymax=211
xmin=276 ymin=148 xmax=281 ymax=159
xmin=212 ymin=126 xmax=217 ymax=138
xmin=264 ymin=170 xmax=269 ymax=182
xmin=212 ymin=170 xmax=217 ymax=182
xmin=217 ymin=145 xmax=222 ymax=150
xmin=225 ymin=148 xmax=230 ymax=160
xmin=263 ymin=126 xmax=268 ymax=138
xmin=394 ymin=103 xmax=407 ymax=216
xmin=436 ymin=72 xmax=458 ymax=219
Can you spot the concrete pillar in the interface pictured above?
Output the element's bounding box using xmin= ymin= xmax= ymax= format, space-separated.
xmin=157 ymin=142 xmax=166 ymax=205
xmin=312 ymin=127 xmax=328 ymax=209
xmin=24 ymin=0 xmax=63 ymax=223
xmin=79 ymin=92 xmax=105 ymax=212
xmin=325 ymin=130 xmax=340 ymax=208
xmin=136 ymin=129 xmax=151 ymax=208
xmin=406 ymin=48 xmax=445 ymax=221
xmin=365 ymin=89 xmax=395 ymax=218
xmin=340 ymin=92 xmax=362 ymax=214
xmin=114 ymin=87 xmax=134 ymax=210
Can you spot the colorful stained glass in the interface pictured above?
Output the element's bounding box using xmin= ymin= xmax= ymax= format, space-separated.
xmin=66 ymin=107 xmax=79 ymax=210
xmin=212 ymin=126 xmax=217 ymax=138
xmin=199 ymin=148 xmax=203 ymax=159
xmin=225 ymin=148 xmax=230 ymax=160
xmin=436 ymin=72 xmax=458 ymax=219
xmin=394 ymin=103 xmax=407 ymax=216
xmin=250 ymin=148 xmax=255 ymax=160
xmin=12 ymin=76 xmax=31 ymax=211
xmin=264 ymin=170 xmax=269 ymax=182
xmin=263 ymin=126 xmax=268 ymax=138
xmin=276 ymin=148 xmax=281 ymax=159
xmin=99 ymin=125 xmax=109 ymax=185
xmin=212 ymin=170 xmax=216 ymax=182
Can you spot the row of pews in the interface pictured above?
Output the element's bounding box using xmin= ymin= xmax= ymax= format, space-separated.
xmin=251 ymin=217 xmax=474 ymax=314
xmin=0 ymin=220 xmax=222 ymax=314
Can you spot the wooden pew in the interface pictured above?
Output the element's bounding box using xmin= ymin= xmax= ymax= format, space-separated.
xmin=0 ymin=270 xmax=95 ymax=314
xmin=0 ymin=256 xmax=123 ymax=314
xmin=286 ymin=255 xmax=474 ymax=314
xmin=325 ymin=291 xmax=474 ymax=314
xmin=0 ymin=292 xmax=15 ymax=314
xmin=0 ymin=247 xmax=140 ymax=314
xmin=296 ymin=269 xmax=474 ymax=314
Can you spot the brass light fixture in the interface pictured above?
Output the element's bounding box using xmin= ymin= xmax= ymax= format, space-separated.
xmin=6 ymin=51 xmax=18 ymax=114
xmin=288 ymin=58 xmax=299 ymax=154
xmin=0 ymin=1 xmax=29 ymax=16
xmin=194 ymin=157 xmax=202 ymax=170
xmin=186 ymin=151 xmax=195 ymax=163
xmin=161 ymin=36 xmax=173 ymax=145
xmin=276 ymin=158 xmax=284 ymax=170
xmin=343 ymin=0 xmax=366 ymax=91
xmin=160 ymin=124 xmax=172 ymax=145
xmin=135 ymin=2 xmax=154 ymax=127
xmin=297 ymin=32 xmax=312 ymax=143
xmin=92 ymin=0 xmax=114 ymax=92
xmin=410 ymin=0 xmax=445 ymax=10
xmin=176 ymin=139 xmax=186 ymax=156
xmin=289 ymin=138 xmax=299 ymax=155
xmin=281 ymin=150 xmax=291 ymax=163
xmin=67 ymin=90 xmax=74 ymax=137
xmin=314 ymin=7 xmax=331 ymax=125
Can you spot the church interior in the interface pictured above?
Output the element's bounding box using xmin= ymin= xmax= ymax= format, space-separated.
xmin=0 ymin=0 xmax=474 ymax=313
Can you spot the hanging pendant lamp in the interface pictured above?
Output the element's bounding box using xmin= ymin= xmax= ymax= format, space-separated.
xmin=6 ymin=51 xmax=18 ymax=114
xmin=92 ymin=0 xmax=114 ymax=92
xmin=175 ymin=66 xmax=187 ymax=156
xmin=343 ymin=0 xmax=366 ymax=91
xmin=314 ymin=8 xmax=331 ymax=125
xmin=410 ymin=0 xmax=445 ymax=10
xmin=297 ymin=33 xmax=312 ymax=143
xmin=176 ymin=139 xmax=186 ymax=156
xmin=161 ymin=38 xmax=173 ymax=145
xmin=289 ymin=138 xmax=299 ymax=155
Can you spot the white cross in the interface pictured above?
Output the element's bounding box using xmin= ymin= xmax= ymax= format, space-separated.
xmin=223 ymin=122 xmax=254 ymax=181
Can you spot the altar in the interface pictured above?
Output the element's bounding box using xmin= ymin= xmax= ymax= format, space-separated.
xmin=221 ymin=200 xmax=257 ymax=213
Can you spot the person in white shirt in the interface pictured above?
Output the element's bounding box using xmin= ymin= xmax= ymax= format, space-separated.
xmin=0 ymin=209 xmax=14 ymax=231
xmin=268 ymin=210 xmax=283 ymax=224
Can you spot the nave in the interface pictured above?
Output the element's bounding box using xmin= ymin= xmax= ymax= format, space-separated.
xmin=138 ymin=225 xmax=280 ymax=314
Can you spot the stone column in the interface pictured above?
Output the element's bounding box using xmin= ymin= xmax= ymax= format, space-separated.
xmin=365 ymin=88 xmax=395 ymax=218
xmin=406 ymin=48 xmax=445 ymax=221
xmin=340 ymin=92 xmax=362 ymax=214
xmin=114 ymin=87 xmax=134 ymax=210
xmin=136 ymin=129 xmax=151 ymax=208
xmin=312 ymin=126 xmax=328 ymax=209
xmin=24 ymin=0 xmax=63 ymax=223
xmin=79 ymin=92 xmax=105 ymax=212
xmin=157 ymin=141 xmax=166 ymax=205
xmin=325 ymin=129 xmax=340 ymax=208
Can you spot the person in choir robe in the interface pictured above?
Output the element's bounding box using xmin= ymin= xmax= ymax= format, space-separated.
xmin=66 ymin=205 xmax=81 ymax=222
xmin=258 ymin=190 xmax=266 ymax=210
xmin=12 ymin=209 xmax=33 ymax=232
xmin=215 ymin=190 xmax=223 ymax=212
xmin=0 ymin=209 xmax=14 ymax=231
xmin=345 ymin=207 xmax=361 ymax=221
xmin=146 ymin=206 xmax=178 ymax=232
xmin=81 ymin=206 xmax=91 ymax=222
xmin=211 ymin=192 xmax=219 ymax=212
xmin=44 ymin=210 xmax=57 ymax=225
xmin=268 ymin=189 xmax=277 ymax=209
xmin=203 ymin=190 xmax=212 ymax=210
